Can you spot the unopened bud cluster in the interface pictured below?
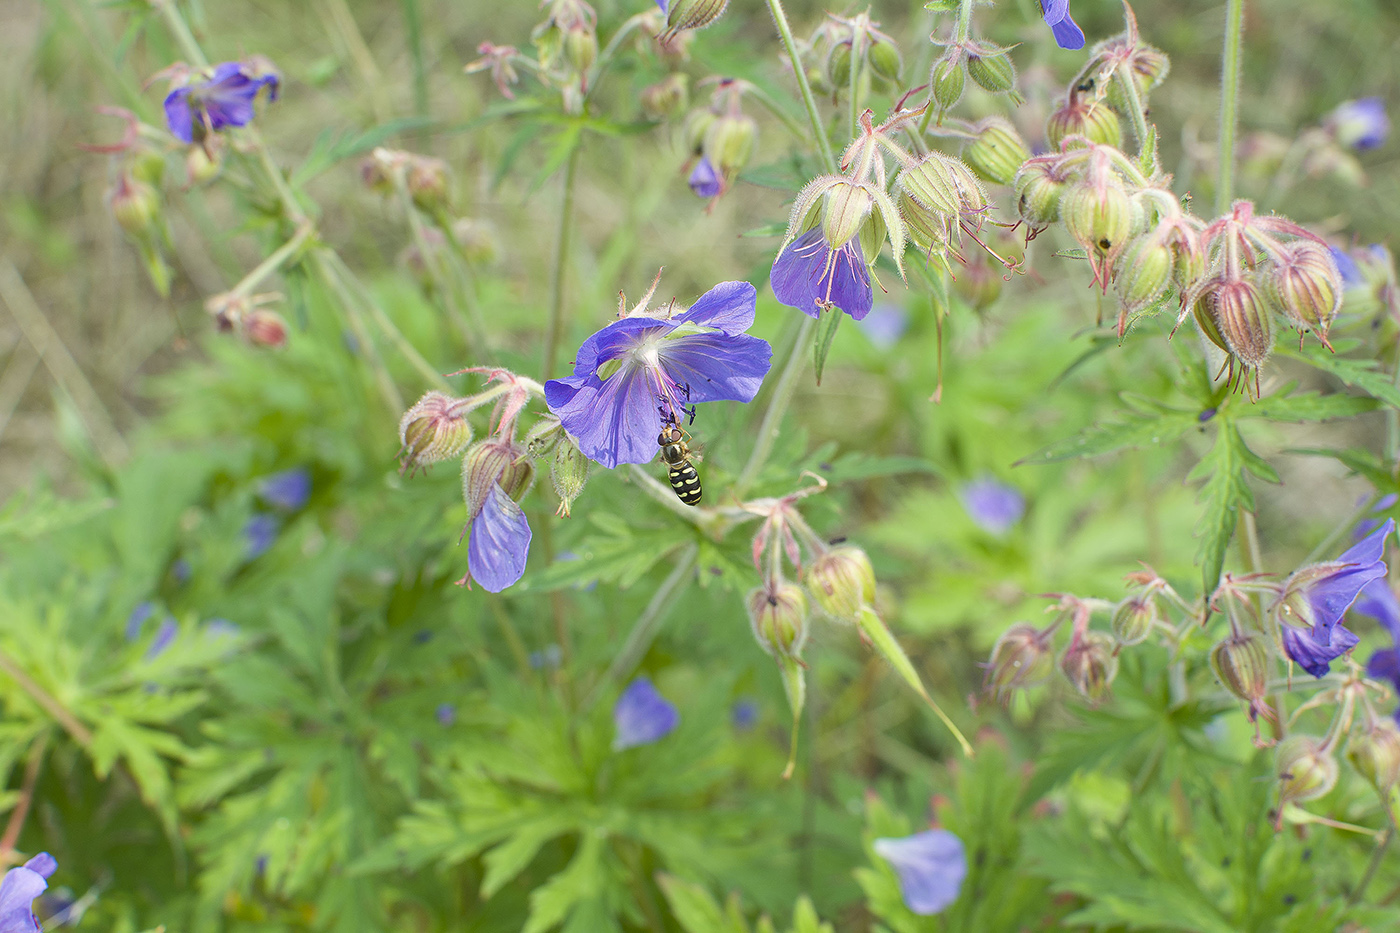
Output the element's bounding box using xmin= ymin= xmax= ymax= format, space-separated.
xmin=802 ymin=12 xmax=903 ymax=99
xmin=682 ymin=79 xmax=757 ymax=199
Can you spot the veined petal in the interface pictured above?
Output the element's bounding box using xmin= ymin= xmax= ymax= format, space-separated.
xmin=770 ymin=228 xmax=874 ymax=320
xmin=546 ymin=364 xmax=660 ymax=469
xmin=1039 ymin=0 xmax=1069 ymax=21
xmin=676 ymin=280 xmax=757 ymax=334
xmin=568 ymin=316 xmax=673 ymax=377
xmin=1283 ymin=622 xmax=1360 ymax=678
xmin=688 ymin=157 xmax=722 ymax=198
xmin=659 ymin=332 xmax=772 ymax=404
xmin=0 ymin=863 xmax=49 ymax=933
xmin=164 ymin=88 xmax=196 ymax=143
xmin=613 ymin=677 xmax=679 ymax=750
xmin=873 ymin=830 xmax=967 ymax=915
xmin=1354 ymin=577 xmax=1400 ymax=639
xmin=203 ymin=72 xmax=265 ymax=131
xmin=1304 ymin=519 xmax=1394 ymax=632
xmin=467 ymin=483 xmax=532 ymax=593
xmin=1049 ymin=16 xmax=1086 ymax=51
xmin=20 ymin=856 xmax=55 ymax=880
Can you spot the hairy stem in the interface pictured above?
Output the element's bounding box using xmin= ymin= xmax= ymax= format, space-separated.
xmin=763 ymin=0 xmax=837 ymax=173
xmin=1216 ymin=0 xmax=1245 ymax=213
xmin=543 ymin=145 xmax=582 ymax=379
xmin=228 ymin=222 xmax=315 ymax=300
xmin=0 ymin=730 xmax=49 ymax=858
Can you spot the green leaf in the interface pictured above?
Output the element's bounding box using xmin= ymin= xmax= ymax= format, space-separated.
xmin=481 ymin=814 xmax=574 ymax=897
xmin=1190 ymin=423 xmax=1276 ymax=594
xmin=522 ymin=831 xmax=612 ymax=933
xmin=812 ymin=306 xmax=843 ymax=386
xmin=657 ymin=874 xmax=730 ymax=933
xmin=1234 ymin=382 xmax=1381 ymax=422
xmin=1277 ymin=341 xmax=1400 ymax=409
xmin=1017 ymin=395 xmax=1200 ymax=464
xmin=788 ymin=897 xmax=833 ymax=933
xmin=290 ymin=117 xmax=438 ymax=187
xmin=1286 ymin=446 xmax=1396 ymax=490
xmin=522 ymin=513 xmax=688 ymax=591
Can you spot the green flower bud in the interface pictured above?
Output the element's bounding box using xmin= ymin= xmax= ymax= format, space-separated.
xmin=1276 ymin=735 xmax=1339 ymax=808
xmin=109 ymin=174 xmax=160 ymax=235
xmin=984 ymin=623 xmax=1054 ymax=700
xmin=868 ymin=37 xmax=902 ymax=84
xmin=462 ymin=439 xmax=533 ymax=517
xmin=805 ymin=545 xmax=875 ymax=620
xmin=1205 ymin=277 xmax=1275 ymax=370
xmin=1113 ymin=238 xmax=1175 ymax=312
xmin=1059 ymin=631 xmax=1118 ymax=701
xmin=684 ymin=109 xmax=717 ymax=155
xmin=1347 ymin=718 xmax=1400 ymax=795
xmin=898 ymin=192 xmax=949 ymax=256
xmin=186 ymin=143 xmax=223 ymax=185
xmin=1047 ymin=98 xmax=1123 ymax=151
xmin=524 ymin=418 xmax=562 ymax=458
xmin=1169 ymin=228 xmax=1209 ymax=298
xmin=1012 ymin=157 xmax=1067 ymax=225
xmin=661 ymin=0 xmax=730 ymax=39
xmin=550 ymin=435 xmax=590 ymax=516
xmin=929 ymin=53 xmax=965 ymax=117
xmin=640 ymin=73 xmax=689 ymax=120
xmin=1209 ymin=629 xmax=1269 ymax=713
xmin=965 ymin=45 xmax=1017 ymax=95
xmin=1111 ymin=594 xmax=1159 ymax=646
xmin=827 ymin=41 xmax=853 ymax=89
xmin=821 ymin=181 xmax=876 ymax=251
xmin=1060 ymin=180 xmax=1133 ymax=256
xmin=451 ymin=218 xmax=501 ymax=266
xmin=407 ymin=156 xmax=450 ymax=211
xmin=563 ymin=24 xmax=597 ymax=73
xmin=130 ymin=148 xmax=167 ymax=186
xmin=1263 ymin=243 xmax=1341 ymax=344
xmin=398 ymin=391 xmax=475 ymax=473
xmin=703 ymin=113 xmax=756 ymax=180
xmin=747 ymin=581 xmax=809 ymax=658
xmin=962 ymin=117 xmax=1031 ymax=187
xmin=951 ymin=254 xmax=1002 ymax=310
xmin=1104 ymin=45 xmax=1172 ymax=114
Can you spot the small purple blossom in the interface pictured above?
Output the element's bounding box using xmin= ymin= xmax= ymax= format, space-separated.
xmin=125 ymin=602 xmax=155 ymax=641
xmin=858 ymin=302 xmax=908 ymax=351
xmin=244 ymin=513 xmax=279 ymax=559
xmin=1330 ymin=247 xmax=1365 ymax=289
xmin=466 ymin=483 xmax=532 ymax=593
xmin=612 ymin=676 xmax=679 ymax=750
xmin=731 ymin=698 xmax=759 ymax=731
xmin=1277 ymin=518 xmax=1393 ymax=677
xmin=872 ymin=830 xmax=967 ymax=915
xmin=960 ymin=478 xmax=1025 ymax=536
xmin=145 ymin=617 xmax=179 ymax=661
xmin=1328 ymin=97 xmax=1390 ymax=151
xmin=545 ymin=281 xmax=772 ymax=469
xmin=164 ymin=61 xmax=280 ymax=145
xmin=258 ymin=468 xmax=311 ymax=511
xmin=436 ymin=703 xmax=456 ymax=726
xmin=205 ymin=618 xmax=240 ymax=640
xmin=1038 ymin=0 xmax=1085 ymax=51
xmin=171 ymin=558 xmax=192 ymax=584
xmin=0 ymin=852 xmax=57 ymax=933
xmin=770 ymin=227 xmax=874 ymax=321
xmin=688 ymin=157 xmax=722 ymax=198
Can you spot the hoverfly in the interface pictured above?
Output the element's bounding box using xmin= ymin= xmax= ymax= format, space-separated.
xmin=658 ymin=417 xmax=702 ymax=506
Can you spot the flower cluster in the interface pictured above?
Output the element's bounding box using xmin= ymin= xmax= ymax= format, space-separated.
xmin=682 ymin=79 xmax=756 ymax=200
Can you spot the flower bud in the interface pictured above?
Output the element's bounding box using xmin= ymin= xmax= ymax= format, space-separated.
xmin=399 ymin=391 xmax=474 ymax=473
xmin=1060 ymin=180 xmax=1133 ymax=256
xmin=563 ymin=23 xmax=598 ymax=73
xmin=1346 ymin=718 xmax=1400 ymax=794
xmin=984 ymin=623 xmax=1054 ymax=700
xmin=1263 ymin=243 xmax=1341 ymax=343
xmin=1012 ymin=157 xmax=1066 ymax=225
xmin=1111 ymin=594 xmax=1159 ymax=646
xmin=747 ymin=582 xmax=809 ymax=658
xmin=463 ymin=439 xmax=533 ymax=516
xmin=703 ymin=113 xmax=756 ymax=180
xmin=965 ymin=45 xmax=1016 ymax=96
xmin=360 ymin=156 xmax=393 ymax=194
xmin=407 ymin=156 xmax=450 ymax=211
xmin=1113 ymin=238 xmax=1174 ymax=312
xmin=898 ymin=193 xmax=949 ymax=256
xmin=130 ymin=148 xmax=167 ymax=186
xmin=821 ymin=181 xmax=876 ymax=251
xmin=805 ymin=545 xmax=875 ymax=620
xmin=951 ymin=253 xmax=1002 ymax=310
xmin=1103 ymin=45 xmax=1171 ymax=114
xmin=550 ymin=435 xmax=590 ymax=516
xmin=1276 ymin=735 xmax=1339 ymax=808
xmin=661 ymin=0 xmax=730 ymax=39
xmin=109 ymin=174 xmax=160 ymax=235
xmin=640 ymin=73 xmax=689 ymax=120
xmin=896 ymin=155 xmax=962 ymax=217
xmin=1209 ymin=629 xmax=1269 ymax=712
xmin=242 ymin=310 xmax=288 ymax=349
xmin=684 ymin=109 xmax=717 ymax=155
xmin=961 ymin=117 xmax=1031 ymax=187
xmin=1059 ymin=631 xmax=1118 ymax=701
xmin=867 ymin=37 xmax=902 ymax=84
xmin=1169 ymin=228 xmax=1209 ymax=297
xmin=1201 ymin=277 xmax=1275 ymax=370
xmin=929 ymin=53 xmax=965 ymax=117
xmin=1047 ymin=98 xmax=1123 ymax=151
xmin=826 ymin=41 xmax=853 ymax=89
xmin=451 ymin=218 xmax=501 ymax=266
xmin=185 ymin=143 xmax=223 ymax=184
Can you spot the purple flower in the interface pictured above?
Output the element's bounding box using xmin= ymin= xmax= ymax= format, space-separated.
xmin=436 ymin=703 xmax=456 ymax=726
xmin=164 ymin=61 xmax=280 ymax=144
xmin=466 ymin=483 xmax=532 ymax=593
xmin=0 ymin=852 xmax=57 ymax=933
xmin=770 ymin=227 xmax=874 ymax=321
xmin=258 ymin=468 xmax=311 ymax=511
xmin=1277 ymin=518 xmax=1393 ymax=677
xmin=731 ymin=698 xmax=759 ymax=731
xmin=1328 ymin=97 xmax=1389 ymax=151
xmin=960 ymin=478 xmax=1025 ymax=536
xmin=1038 ymin=0 xmax=1085 ymax=51
xmin=244 ymin=513 xmax=279 ymax=559
xmin=544 ymin=281 xmax=772 ymax=469
xmin=612 ymin=676 xmax=679 ymax=750
xmin=1330 ymin=247 xmax=1364 ymax=289
xmin=688 ymin=157 xmax=722 ymax=198
xmin=1355 ymin=577 xmax=1400 ymax=637
xmin=872 ymin=830 xmax=967 ymax=915
xmin=858 ymin=302 xmax=908 ymax=351
xmin=125 ymin=602 xmax=155 ymax=641
xmin=145 ymin=617 xmax=179 ymax=661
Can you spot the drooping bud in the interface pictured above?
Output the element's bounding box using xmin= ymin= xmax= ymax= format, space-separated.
xmin=407 ymin=156 xmax=450 ymax=211
xmin=1209 ymin=629 xmax=1270 ymax=717
xmin=1059 ymin=631 xmax=1118 ymax=701
xmin=562 ymin=21 xmax=598 ymax=73
xmin=640 ymin=73 xmax=689 ymax=120
xmin=660 ymin=0 xmax=730 ymax=40
xmin=928 ymin=51 xmax=966 ymax=118
xmin=899 ymin=191 xmax=950 ymax=256
xmin=820 ymin=181 xmax=877 ymax=251
xmin=399 ymin=391 xmax=475 ymax=473
xmin=1113 ymin=237 xmax=1174 ymax=313
xmin=961 ymin=117 xmax=1031 ymax=187
xmin=1262 ymin=242 xmax=1341 ymax=346
xmin=867 ymin=36 xmax=902 ymax=84
xmin=1198 ymin=277 xmax=1275 ymax=371
xmin=984 ymin=623 xmax=1055 ymax=700
xmin=805 ymin=545 xmax=875 ymax=621
xmin=964 ymin=43 xmax=1017 ymax=96
xmin=747 ymin=581 xmax=809 ymax=658
xmin=1111 ymin=594 xmax=1159 ymax=646
xmin=243 ymin=310 xmax=289 ymax=349
xmin=1060 ymin=178 xmax=1133 ymax=256
xmin=1013 ymin=156 xmax=1067 ymax=225
xmin=109 ymin=173 xmax=160 ymax=235
xmin=1168 ymin=225 xmax=1209 ymax=299
xmin=684 ymin=109 xmax=717 ymax=156
xmin=1346 ymin=718 xmax=1400 ymax=794
xmin=826 ymin=41 xmax=853 ymax=89
xmin=463 ymin=439 xmax=534 ymax=517
xmin=1047 ymin=97 xmax=1124 ymax=150
xmin=703 ymin=113 xmax=757 ymax=181
xmin=1103 ymin=45 xmax=1172 ymax=115
xmin=550 ymin=434 xmax=590 ymax=516
xmin=1275 ymin=735 xmax=1339 ymax=808
xmin=129 ymin=148 xmax=167 ymax=186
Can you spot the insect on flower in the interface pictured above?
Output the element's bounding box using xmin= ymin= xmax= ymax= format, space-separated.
xmin=657 ymin=417 xmax=702 ymax=505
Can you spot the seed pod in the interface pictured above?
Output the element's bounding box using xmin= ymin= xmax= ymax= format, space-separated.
xmin=898 ymin=191 xmax=950 ymax=256
xmin=1047 ymin=98 xmax=1123 ymax=151
xmin=1347 ymin=718 xmax=1400 ymax=794
xmin=1276 ymin=735 xmax=1339 ymax=808
xmin=1113 ymin=237 xmax=1175 ymax=312
xmin=640 ymin=73 xmax=689 ymax=120
xmin=1060 ymin=180 xmax=1133 ymax=255
xmin=407 ymin=156 xmax=450 ymax=211
xmin=929 ymin=53 xmax=966 ymax=116
xmin=985 ymin=623 xmax=1054 ymax=700
xmin=661 ymin=0 xmax=730 ymax=38
xmin=805 ymin=545 xmax=875 ymax=621
xmin=550 ymin=435 xmax=589 ymax=516
xmin=1263 ymin=243 xmax=1341 ymax=343
xmin=399 ymin=392 xmax=475 ymax=473
xmin=1210 ymin=629 xmax=1269 ymax=709
xmin=827 ymin=41 xmax=853 ymax=89
xmin=243 ymin=310 xmax=289 ymax=349
xmin=462 ymin=439 xmax=533 ymax=517
xmin=747 ymin=581 xmax=809 ymax=658
xmin=965 ymin=46 xmax=1016 ymax=95
xmin=703 ymin=113 xmax=756 ymax=180
xmin=1059 ymin=631 xmax=1118 ymax=701
xmin=1103 ymin=45 xmax=1172 ymax=114
xmin=868 ymin=37 xmax=902 ymax=83
xmin=962 ymin=117 xmax=1031 ymax=187
xmin=1211 ymin=277 xmax=1275 ymax=369
xmin=1013 ymin=157 xmax=1067 ymax=225
xmin=821 ymin=181 xmax=877 ymax=250
xmin=109 ymin=174 xmax=160 ymax=235
xmin=897 ymin=156 xmax=962 ymax=217
xmin=1111 ymin=594 xmax=1159 ymax=646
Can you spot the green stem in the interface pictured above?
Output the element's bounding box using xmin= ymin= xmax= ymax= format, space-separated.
xmin=228 ymin=222 xmax=315 ymax=300
xmin=393 ymin=180 xmax=483 ymax=353
xmin=626 ymin=464 xmax=705 ymax=527
xmin=1115 ymin=63 xmax=1153 ymax=164
xmin=1347 ymin=823 xmax=1395 ymax=908
xmin=583 ymin=14 xmax=646 ymax=105
xmin=1216 ymin=0 xmax=1245 ymax=214
xmin=157 ymin=0 xmax=208 ymax=66
xmin=311 ymin=252 xmax=407 ymax=412
xmin=0 ymin=651 xmax=93 ymax=748
xmin=847 ymin=29 xmax=862 ymax=146
xmin=543 ymin=145 xmax=581 ymax=379
xmin=955 ymin=0 xmax=973 ymax=42
xmin=763 ymin=0 xmax=837 ymax=173
xmin=736 ymin=316 xmax=816 ymax=493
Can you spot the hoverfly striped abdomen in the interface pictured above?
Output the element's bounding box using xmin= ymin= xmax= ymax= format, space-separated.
xmin=658 ymin=424 xmax=702 ymax=506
